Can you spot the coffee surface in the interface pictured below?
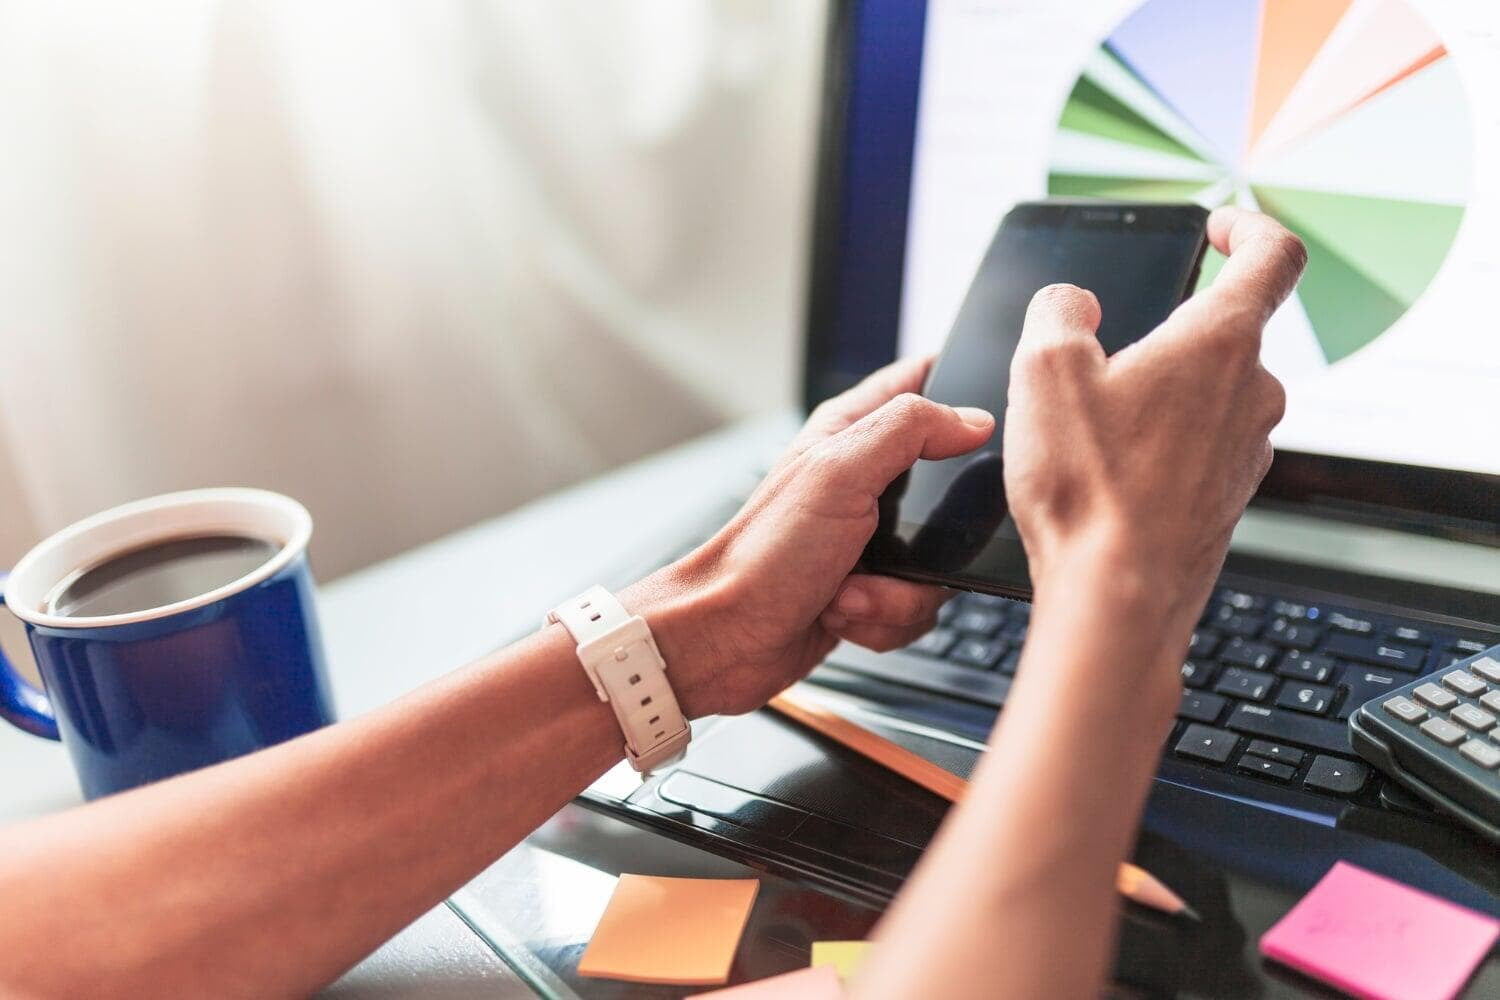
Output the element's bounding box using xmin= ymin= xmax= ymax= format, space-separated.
xmin=45 ymin=534 xmax=279 ymax=617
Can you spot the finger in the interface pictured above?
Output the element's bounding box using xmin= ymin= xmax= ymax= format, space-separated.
xmin=792 ymin=354 xmax=936 ymax=451
xmin=809 ymin=392 xmax=994 ymax=498
xmin=1197 ymin=207 xmax=1307 ymax=327
xmin=820 ymin=614 xmax=938 ymax=655
xmin=1018 ymin=283 xmax=1106 ymax=354
xmin=832 ymin=574 xmax=953 ymax=627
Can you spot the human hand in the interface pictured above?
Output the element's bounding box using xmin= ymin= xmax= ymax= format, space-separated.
xmin=625 ymin=359 xmax=994 ymax=717
xmin=1002 ymin=206 xmax=1305 ymax=668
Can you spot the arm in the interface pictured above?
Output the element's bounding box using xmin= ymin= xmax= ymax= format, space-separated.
xmin=0 ymin=363 xmax=992 ymax=998
xmin=858 ymin=206 xmax=1306 ymax=998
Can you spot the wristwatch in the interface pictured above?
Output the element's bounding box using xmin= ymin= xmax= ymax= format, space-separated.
xmin=547 ymin=586 xmax=691 ymax=773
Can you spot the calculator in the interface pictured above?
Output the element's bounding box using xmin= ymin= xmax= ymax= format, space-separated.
xmin=1350 ymin=643 xmax=1500 ymax=843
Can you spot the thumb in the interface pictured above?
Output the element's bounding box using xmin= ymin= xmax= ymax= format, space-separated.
xmin=1016 ymin=283 xmax=1106 ymax=361
xmin=810 ymin=392 xmax=994 ymax=498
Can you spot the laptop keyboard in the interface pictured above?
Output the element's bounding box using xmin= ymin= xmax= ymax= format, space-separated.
xmin=866 ymin=586 xmax=1498 ymax=804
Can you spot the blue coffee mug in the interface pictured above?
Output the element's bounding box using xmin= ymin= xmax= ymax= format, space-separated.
xmin=0 ymin=488 xmax=335 ymax=799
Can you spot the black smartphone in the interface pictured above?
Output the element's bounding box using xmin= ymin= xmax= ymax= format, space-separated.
xmin=862 ymin=200 xmax=1209 ymax=598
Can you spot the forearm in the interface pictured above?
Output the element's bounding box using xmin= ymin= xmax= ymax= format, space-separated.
xmin=0 ymin=621 xmax=626 ymax=998
xmin=861 ymin=561 xmax=1189 ymax=1000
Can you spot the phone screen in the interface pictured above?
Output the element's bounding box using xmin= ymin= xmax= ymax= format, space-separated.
xmin=864 ymin=201 xmax=1208 ymax=597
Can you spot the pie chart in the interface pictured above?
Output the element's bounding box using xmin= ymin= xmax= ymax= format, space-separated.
xmin=1046 ymin=0 xmax=1470 ymax=366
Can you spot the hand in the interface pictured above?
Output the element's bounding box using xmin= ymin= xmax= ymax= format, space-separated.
xmin=625 ymin=360 xmax=995 ymax=717
xmin=1002 ymin=206 xmax=1305 ymax=665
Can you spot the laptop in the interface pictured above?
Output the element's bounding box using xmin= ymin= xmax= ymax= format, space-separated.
xmin=583 ymin=1 xmax=1500 ymax=992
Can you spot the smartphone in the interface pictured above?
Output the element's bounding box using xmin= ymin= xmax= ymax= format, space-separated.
xmin=862 ymin=200 xmax=1209 ymax=598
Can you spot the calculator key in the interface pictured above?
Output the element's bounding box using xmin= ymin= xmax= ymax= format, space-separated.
xmin=950 ymin=638 xmax=1006 ymax=669
xmin=1303 ymin=755 xmax=1369 ymax=796
xmin=1381 ymin=696 xmax=1427 ymax=725
xmin=1276 ymin=683 xmax=1333 ymax=716
xmin=907 ymin=627 xmax=957 ymax=658
xmin=1214 ymin=668 xmax=1275 ymax=702
xmin=1470 ymin=656 xmax=1500 ymax=684
xmin=1459 ymin=739 xmax=1500 ymax=770
xmin=1237 ymin=755 xmax=1295 ymax=782
xmin=1419 ymin=717 xmax=1466 ymax=747
xmin=1173 ymin=724 xmax=1237 ymax=764
xmin=1180 ymin=659 xmax=1216 ymax=689
xmin=1450 ymin=703 xmax=1495 ymax=733
xmin=1179 ymin=691 xmax=1227 ymax=724
xmin=1279 ymin=653 xmax=1335 ymax=684
xmin=1413 ymin=682 xmax=1458 ymax=711
xmin=1442 ymin=670 xmax=1487 ymax=698
xmin=1321 ymin=634 xmax=1426 ymax=672
xmin=1219 ymin=638 xmax=1278 ymax=671
xmin=1386 ymin=626 xmax=1433 ymax=647
xmin=952 ymin=608 xmax=1004 ymax=636
xmin=1244 ymin=740 xmax=1304 ymax=767
xmin=1481 ymin=690 xmax=1500 ymax=715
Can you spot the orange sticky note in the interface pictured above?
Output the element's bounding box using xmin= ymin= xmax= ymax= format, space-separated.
xmin=577 ymin=874 xmax=760 ymax=985
xmin=689 ymin=964 xmax=844 ymax=999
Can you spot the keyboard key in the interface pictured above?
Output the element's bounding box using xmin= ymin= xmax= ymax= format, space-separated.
xmin=1460 ymin=739 xmax=1500 ymax=770
xmin=1245 ymin=740 xmax=1304 ymax=767
xmin=1451 ymin=639 xmax=1489 ymax=655
xmin=949 ymin=638 xmax=1006 ymax=670
xmin=1335 ymin=667 xmax=1403 ymax=721
xmin=1450 ymin=703 xmax=1495 ymax=733
xmin=952 ymin=608 xmax=1004 ymax=637
xmin=1470 ymin=656 xmax=1500 ymax=684
xmin=1419 ymin=717 xmax=1466 ymax=747
xmin=998 ymin=622 xmax=1028 ymax=645
xmin=1270 ymin=599 xmax=1309 ymax=619
xmin=1321 ymin=633 xmax=1427 ymax=672
xmin=1179 ymin=691 xmax=1227 ymax=724
xmin=1265 ymin=617 xmax=1324 ymax=649
xmin=1413 ymin=682 xmax=1458 ymax=711
xmin=960 ymin=592 xmax=1008 ymax=610
xmin=1219 ymin=638 xmax=1278 ymax=671
xmin=1226 ymin=704 xmax=1350 ymax=755
xmin=1276 ymin=683 xmax=1333 ymax=716
xmin=1173 ymin=724 xmax=1237 ymax=764
xmin=1180 ymin=659 xmax=1216 ymax=689
xmin=1278 ymin=653 xmax=1335 ymax=684
xmin=1442 ymin=670 xmax=1486 ymax=698
xmin=1386 ymin=626 xmax=1433 ymax=646
xmin=906 ymin=628 xmax=957 ymax=658
xmin=1303 ymin=755 xmax=1369 ymax=796
xmin=1237 ymin=755 xmax=1295 ymax=782
xmin=1381 ymin=696 xmax=1427 ymax=725
xmin=1481 ymin=690 xmax=1500 ymax=715
xmin=996 ymin=649 xmax=1021 ymax=676
xmin=1214 ymin=667 xmax=1275 ymax=701
xmin=1326 ymin=612 xmax=1375 ymax=635
xmin=1219 ymin=590 xmax=1265 ymax=612
xmin=1188 ymin=629 xmax=1222 ymax=659
xmin=1211 ymin=608 xmax=1265 ymax=638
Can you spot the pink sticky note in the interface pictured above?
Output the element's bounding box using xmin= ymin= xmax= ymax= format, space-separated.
xmin=688 ymin=965 xmax=844 ymax=999
xmin=1260 ymin=861 xmax=1499 ymax=1000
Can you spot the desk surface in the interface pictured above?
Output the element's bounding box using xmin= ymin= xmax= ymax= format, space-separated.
xmin=2 ymin=411 xmax=1497 ymax=997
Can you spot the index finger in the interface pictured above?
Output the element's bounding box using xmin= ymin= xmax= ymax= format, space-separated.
xmin=1195 ymin=206 xmax=1308 ymax=327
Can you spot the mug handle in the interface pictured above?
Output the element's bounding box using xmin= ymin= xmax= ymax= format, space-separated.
xmin=0 ymin=573 xmax=60 ymax=739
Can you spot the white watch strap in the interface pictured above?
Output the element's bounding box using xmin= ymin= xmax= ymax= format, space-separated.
xmin=547 ymin=586 xmax=691 ymax=772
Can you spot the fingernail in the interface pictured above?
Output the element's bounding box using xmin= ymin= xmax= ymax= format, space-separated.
xmin=953 ymin=406 xmax=994 ymax=429
xmin=837 ymin=586 xmax=871 ymax=617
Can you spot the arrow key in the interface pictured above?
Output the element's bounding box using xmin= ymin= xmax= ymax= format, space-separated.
xmin=1236 ymin=754 xmax=1295 ymax=782
xmin=1173 ymin=723 xmax=1237 ymax=765
xmin=1304 ymin=754 xmax=1370 ymax=796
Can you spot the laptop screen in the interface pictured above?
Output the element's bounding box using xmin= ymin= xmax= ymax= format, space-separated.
xmin=808 ymin=0 xmax=1500 ymax=523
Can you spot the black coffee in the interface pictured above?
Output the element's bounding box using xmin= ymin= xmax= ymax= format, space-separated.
xmin=45 ymin=534 xmax=280 ymax=617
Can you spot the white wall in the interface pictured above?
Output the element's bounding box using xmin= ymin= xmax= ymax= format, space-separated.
xmin=0 ymin=0 xmax=827 ymax=578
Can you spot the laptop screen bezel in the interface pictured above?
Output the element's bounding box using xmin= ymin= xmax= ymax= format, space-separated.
xmin=800 ymin=0 xmax=1500 ymax=547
